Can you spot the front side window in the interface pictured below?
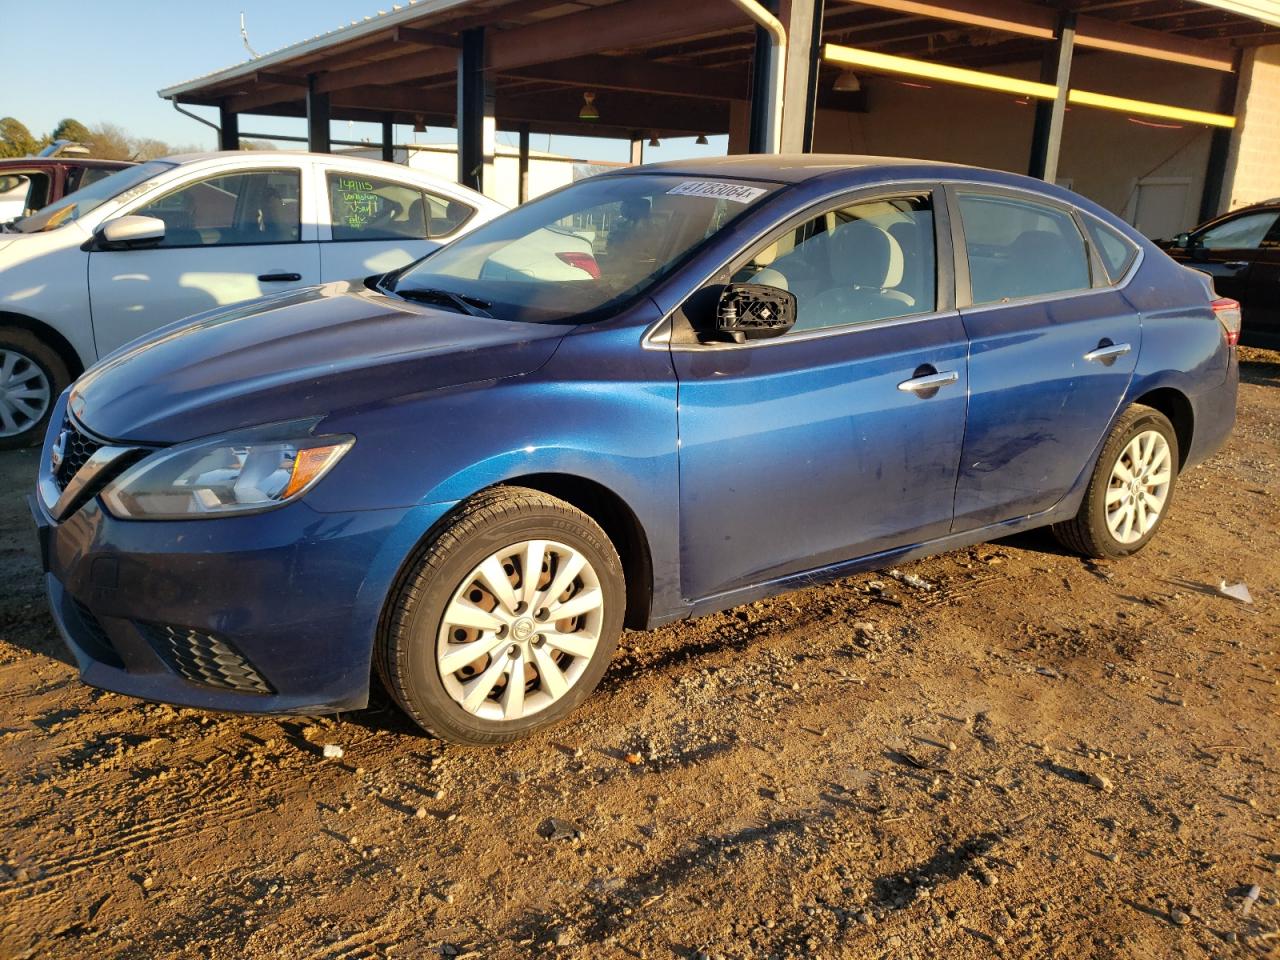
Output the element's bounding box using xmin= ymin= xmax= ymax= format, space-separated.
xmin=133 ymin=169 xmax=301 ymax=247
xmin=14 ymin=160 xmax=175 ymax=233
xmin=388 ymin=174 xmax=779 ymax=323
xmin=1195 ymin=210 xmax=1279 ymax=251
xmin=733 ymin=193 xmax=936 ymax=332
xmin=958 ymin=193 xmax=1090 ymax=305
xmin=326 ymin=171 xmax=475 ymax=241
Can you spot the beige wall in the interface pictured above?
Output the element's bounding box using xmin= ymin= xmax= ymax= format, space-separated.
xmin=1222 ymin=44 xmax=1280 ymax=211
xmin=805 ymin=51 xmax=1228 ymax=237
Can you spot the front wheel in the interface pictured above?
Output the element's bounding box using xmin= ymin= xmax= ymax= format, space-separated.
xmin=376 ymin=487 xmax=625 ymax=744
xmin=0 ymin=329 xmax=68 ymax=450
xmin=1052 ymin=404 xmax=1179 ymax=559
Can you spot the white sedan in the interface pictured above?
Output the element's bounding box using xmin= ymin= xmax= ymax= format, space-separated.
xmin=0 ymin=151 xmax=505 ymax=447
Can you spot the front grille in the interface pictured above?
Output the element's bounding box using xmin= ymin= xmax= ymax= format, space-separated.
xmin=142 ymin=624 xmax=274 ymax=695
xmin=54 ymin=415 xmax=103 ymax=491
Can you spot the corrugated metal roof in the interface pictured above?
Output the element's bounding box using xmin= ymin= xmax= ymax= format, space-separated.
xmin=1194 ymin=0 xmax=1280 ymax=28
xmin=157 ymin=0 xmax=472 ymax=99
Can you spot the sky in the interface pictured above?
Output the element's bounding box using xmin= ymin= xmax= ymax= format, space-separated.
xmin=5 ymin=1 xmax=727 ymax=164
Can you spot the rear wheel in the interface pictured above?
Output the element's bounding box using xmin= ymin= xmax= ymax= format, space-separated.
xmin=0 ymin=329 xmax=68 ymax=450
xmin=1052 ymin=404 xmax=1178 ymax=559
xmin=377 ymin=487 xmax=625 ymax=744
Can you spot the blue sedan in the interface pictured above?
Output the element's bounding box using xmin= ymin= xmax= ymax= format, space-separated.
xmin=31 ymin=156 xmax=1239 ymax=744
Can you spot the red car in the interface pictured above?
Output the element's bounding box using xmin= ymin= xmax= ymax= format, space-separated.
xmin=0 ymin=156 xmax=134 ymax=224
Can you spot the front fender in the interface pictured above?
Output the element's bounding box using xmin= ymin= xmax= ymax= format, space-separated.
xmin=309 ymin=318 xmax=685 ymax=622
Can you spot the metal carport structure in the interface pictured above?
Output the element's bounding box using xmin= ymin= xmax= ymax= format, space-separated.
xmin=159 ymin=0 xmax=1280 ymax=217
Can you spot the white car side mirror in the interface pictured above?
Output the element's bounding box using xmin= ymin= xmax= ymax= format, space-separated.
xmin=97 ymin=215 xmax=166 ymax=249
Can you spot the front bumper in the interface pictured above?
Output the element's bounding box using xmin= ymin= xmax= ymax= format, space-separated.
xmin=32 ymin=471 xmax=454 ymax=715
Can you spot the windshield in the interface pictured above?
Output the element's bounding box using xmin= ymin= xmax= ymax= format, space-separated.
xmin=14 ymin=160 xmax=175 ymax=233
xmin=388 ymin=174 xmax=780 ymax=323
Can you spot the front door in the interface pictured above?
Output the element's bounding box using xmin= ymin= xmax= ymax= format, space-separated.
xmin=88 ymin=166 xmax=320 ymax=356
xmin=671 ymin=188 xmax=969 ymax=601
xmin=950 ymin=188 xmax=1140 ymax=531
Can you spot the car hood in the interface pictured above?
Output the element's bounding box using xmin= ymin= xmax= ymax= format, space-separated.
xmin=70 ymin=281 xmax=571 ymax=444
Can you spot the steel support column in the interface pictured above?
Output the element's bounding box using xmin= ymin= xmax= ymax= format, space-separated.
xmin=518 ymin=124 xmax=530 ymax=204
xmin=779 ymin=0 xmax=824 ymax=153
xmin=1028 ymin=12 xmax=1075 ymax=182
xmin=381 ymin=118 xmax=395 ymax=162
xmin=306 ymin=76 xmax=331 ymax=153
xmin=748 ymin=0 xmax=781 ymax=154
xmin=218 ymin=104 xmax=240 ymax=151
xmin=1200 ymin=50 xmax=1243 ymax=221
xmin=457 ymin=27 xmax=495 ymax=193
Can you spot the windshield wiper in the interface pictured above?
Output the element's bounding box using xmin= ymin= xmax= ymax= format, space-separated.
xmin=395 ymin=287 xmax=493 ymax=318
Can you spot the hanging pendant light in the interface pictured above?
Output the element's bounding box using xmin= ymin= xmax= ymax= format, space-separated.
xmin=695 ymin=134 xmax=709 ymax=145
xmin=833 ymin=71 xmax=862 ymax=93
xmin=648 ymin=135 xmax=661 ymax=147
xmin=413 ymin=115 xmax=426 ymax=133
xmin=578 ymin=91 xmax=599 ymax=120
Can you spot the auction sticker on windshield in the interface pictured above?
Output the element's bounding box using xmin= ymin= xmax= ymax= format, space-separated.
xmin=667 ymin=181 xmax=768 ymax=204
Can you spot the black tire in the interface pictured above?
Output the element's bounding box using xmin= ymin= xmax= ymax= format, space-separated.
xmin=0 ymin=328 xmax=69 ymax=450
xmin=376 ymin=486 xmax=625 ymax=745
xmin=1052 ymin=404 xmax=1179 ymax=559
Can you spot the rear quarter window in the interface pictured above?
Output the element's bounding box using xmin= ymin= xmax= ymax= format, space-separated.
xmin=1085 ymin=216 xmax=1139 ymax=283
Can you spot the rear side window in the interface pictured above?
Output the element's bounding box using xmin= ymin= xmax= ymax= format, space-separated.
xmin=326 ymin=171 xmax=475 ymax=241
xmin=958 ymin=192 xmax=1091 ymax=305
xmin=1085 ymin=217 xmax=1138 ymax=283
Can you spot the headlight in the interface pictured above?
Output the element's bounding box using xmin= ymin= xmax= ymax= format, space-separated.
xmin=101 ymin=421 xmax=353 ymax=520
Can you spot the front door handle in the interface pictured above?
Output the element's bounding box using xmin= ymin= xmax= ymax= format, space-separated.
xmin=1083 ymin=341 xmax=1132 ymax=364
xmin=897 ymin=370 xmax=959 ymax=394
xmin=258 ymin=272 xmax=302 ymax=282
xmin=1223 ymin=261 xmax=1249 ymax=269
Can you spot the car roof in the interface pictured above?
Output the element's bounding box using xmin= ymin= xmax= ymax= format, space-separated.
xmin=0 ymin=157 xmax=133 ymax=170
xmin=613 ymin=154 xmax=965 ymax=184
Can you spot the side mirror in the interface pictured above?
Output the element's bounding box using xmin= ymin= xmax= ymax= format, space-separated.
xmin=713 ymin=283 xmax=797 ymax=344
xmin=96 ymin=215 xmax=166 ymax=250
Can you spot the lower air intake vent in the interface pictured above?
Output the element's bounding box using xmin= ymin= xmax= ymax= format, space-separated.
xmin=142 ymin=624 xmax=273 ymax=694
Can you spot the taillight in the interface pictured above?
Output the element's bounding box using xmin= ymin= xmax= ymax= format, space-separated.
xmin=1212 ymin=297 xmax=1241 ymax=346
xmin=556 ymin=251 xmax=601 ymax=279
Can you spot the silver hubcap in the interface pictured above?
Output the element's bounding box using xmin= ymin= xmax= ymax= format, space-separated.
xmin=0 ymin=349 xmax=52 ymax=438
xmin=436 ymin=539 xmax=604 ymax=722
xmin=1105 ymin=429 xmax=1172 ymax=545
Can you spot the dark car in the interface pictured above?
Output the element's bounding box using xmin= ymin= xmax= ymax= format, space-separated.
xmin=32 ymin=156 xmax=1239 ymax=745
xmin=0 ymin=156 xmax=134 ymax=225
xmin=1160 ymin=199 xmax=1280 ymax=348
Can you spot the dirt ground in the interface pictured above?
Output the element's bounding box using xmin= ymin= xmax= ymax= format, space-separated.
xmin=1 ymin=353 xmax=1278 ymax=960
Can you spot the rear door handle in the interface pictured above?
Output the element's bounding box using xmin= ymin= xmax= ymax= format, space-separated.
xmin=258 ymin=272 xmax=302 ymax=282
xmin=897 ymin=370 xmax=959 ymax=393
xmin=1083 ymin=342 xmax=1132 ymax=364
xmin=1223 ymin=260 xmax=1249 ymax=269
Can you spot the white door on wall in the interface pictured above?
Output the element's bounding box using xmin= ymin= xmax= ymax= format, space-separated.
xmin=1126 ymin=178 xmax=1193 ymax=241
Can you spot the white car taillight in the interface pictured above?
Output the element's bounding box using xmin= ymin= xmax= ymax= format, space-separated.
xmin=1211 ymin=297 xmax=1241 ymax=347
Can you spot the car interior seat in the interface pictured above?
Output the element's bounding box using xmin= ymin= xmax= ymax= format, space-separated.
xmin=1003 ymin=228 xmax=1088 ymax=299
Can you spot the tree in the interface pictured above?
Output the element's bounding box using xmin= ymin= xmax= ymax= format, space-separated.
xmin=0 ymin=117 xmax=39 ymax=158
xmin=83 ymin=123 xmax=134 ymax=160
xmin=52 ymin=118 xmax=93 ymax=145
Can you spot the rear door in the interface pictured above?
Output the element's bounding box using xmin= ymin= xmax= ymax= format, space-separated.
xmin=1242 ymin=218 xmax=1280 ymax=346
xmin=949 ymin=187 xmax=1141 ymax=531
xmin=88 ymin=165 xmax=320 ymax=355
xmin=671 ymin=186 xmax=969 ymax=601
xmin=316 ymin=166 xmax=480 ymax=282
